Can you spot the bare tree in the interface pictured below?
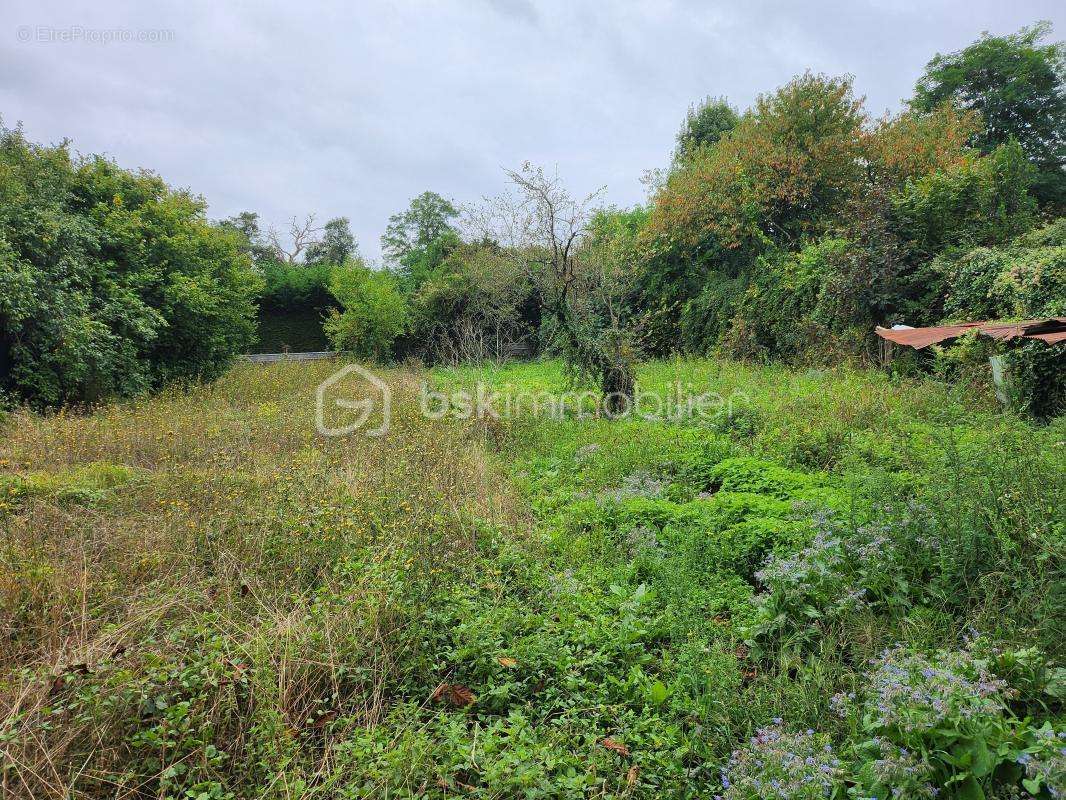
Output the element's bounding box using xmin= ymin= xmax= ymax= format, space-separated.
xmin=468 ymin=162 xmax=638 ymax=412
xmin=267 ymin=215 xmax=321 ymax=264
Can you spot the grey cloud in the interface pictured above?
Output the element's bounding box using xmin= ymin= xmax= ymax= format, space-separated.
xmin=483 ymin=0 xmax=540 ymax=25
xmin=1 ymin=0 xmax=1062 ymax=261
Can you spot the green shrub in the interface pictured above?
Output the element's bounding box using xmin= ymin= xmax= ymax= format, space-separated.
xmin=0 ymin=126 xmax=262 ymax=407
xmin=892 ymin=140 xmax=1037 ymax=259
xmin=679 ymin=272 xmax=747 ymax=354
xmin=709 ymin=457 xmax=825 ymax=498
xmin=669 ymin=501 xmax=809 ymax=581
xmin=943 ymin=218 xmax=1065 ymax=321
xmin=323 ymin=265 xmax=409 ymax=360
xmin=259 ymin=260 xmax=336 ymax=310
xmin=407 ymin=240 xmax=536 ymax=363
xmin=717 ymin=238 xmax=875 ymax=365
xmin=1006 ymin=341 xmax=1066 ymax=420
xmin=935 ymin=218 xmax=1066 ymax=417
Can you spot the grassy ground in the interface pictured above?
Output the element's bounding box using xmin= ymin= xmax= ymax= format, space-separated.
xmin=1 ymin=359 xmax=1063 ymax=799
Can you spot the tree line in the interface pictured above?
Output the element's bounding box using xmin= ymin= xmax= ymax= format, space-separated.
xmin=1 ymin=22 xmax=1062 ymax=412
xmin=322 ymin=22 xmax=1064 ymax=414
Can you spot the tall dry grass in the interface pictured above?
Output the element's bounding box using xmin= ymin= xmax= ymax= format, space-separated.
xmin=0 ymin=361 xmax=526 ymax=799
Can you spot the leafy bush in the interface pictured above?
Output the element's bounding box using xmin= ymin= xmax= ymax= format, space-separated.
xmin=324 ymin=265 xmax=409 ymax=360
xmin=0 ymin=125 xmax=261 ymax=406
xmin=891 ymin=140 xmax=1037 ymax=260
xmin=748 ymin=504 xmax=967 ymax=650
xmin=938 ymin=218 xmax=1066 ymax=417
xmin=679 ymin=272 xmax=747 ymax=354
xmin=674 ymin=500 xmax=809 ymax=581
xmin=708 ymin=457 xmax=834 ymax=501
xmin=408 ymin=241 xmax=535 ymax=363
xmin=944 ymin=218 xmax=1065 ymax=321
xmin=1006 ymin=341 xmax=1066 ymax=420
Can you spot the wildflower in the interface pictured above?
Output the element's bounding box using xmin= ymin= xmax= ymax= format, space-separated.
xmin=1018 ymin=723 xmax=1066 ymax=799
xmin=840 ymin=645 xmax=1026 ymax=800
xmin=718 ymin=721 xmax=840 ymax=799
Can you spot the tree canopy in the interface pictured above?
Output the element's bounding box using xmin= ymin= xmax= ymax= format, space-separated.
xmin=381 ymin=191 xmax=460 ymax=291
xmin=673 ymin=96 xmax=739 ymax=163
xmin=306 ymin=216 xmax=357 ymax=266
xmin=4 ymin=21 xmax=1062 ymax=416
xmin=912 ymin=21 xmax=1066 ymax=208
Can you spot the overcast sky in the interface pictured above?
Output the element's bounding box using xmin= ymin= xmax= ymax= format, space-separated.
xmin=3 ymin=1 xmax=1063 ymax=262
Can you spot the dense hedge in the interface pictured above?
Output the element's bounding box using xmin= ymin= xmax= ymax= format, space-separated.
xmin=939 ymin=219 xmax=1066 ymax=417
xmin=251 ymin=309 xmax=331 ymax=354
xmin=259 ymin=261 xmax=335 ymax=311
xmin=251 ymin=261 xmax=337 ymax=353
xmin=0 ymin=125 xmax=262 ymax=406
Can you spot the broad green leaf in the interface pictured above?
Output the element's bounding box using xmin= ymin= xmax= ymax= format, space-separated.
xmin=1023 ymin=777 xmax=1042 ymax=794
xmin=956 ymin=776 xmax=985 ymax=800
xmin=648 ymin=680 xmax=670 ymax=705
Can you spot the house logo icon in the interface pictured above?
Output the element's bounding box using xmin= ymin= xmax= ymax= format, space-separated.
xmin=315 ymin=364 xmax=391 ymax=437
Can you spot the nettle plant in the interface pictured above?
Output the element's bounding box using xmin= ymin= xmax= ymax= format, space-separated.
xmin=835 ymin=645 xmax=1065 ymax=799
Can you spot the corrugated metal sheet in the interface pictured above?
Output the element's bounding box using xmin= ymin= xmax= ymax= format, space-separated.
xmin=875 ymin=318 xmax=1066 ymax=349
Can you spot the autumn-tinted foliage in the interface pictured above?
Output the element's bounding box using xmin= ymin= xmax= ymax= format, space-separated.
xmin=863 ymin=103 xmax=982 ymax=188
xmin=638 ymin=69 xmax=1044 ymax=376
xmin=646 ymin=73 xmax=866 ymax=256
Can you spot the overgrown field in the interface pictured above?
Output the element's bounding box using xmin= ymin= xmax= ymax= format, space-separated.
xmin=1 ymin=359 xmax=1063 ymax=799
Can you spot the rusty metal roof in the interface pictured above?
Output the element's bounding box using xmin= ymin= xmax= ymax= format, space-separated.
xmin=875 ymin=318 xmax=1066 ymax=349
